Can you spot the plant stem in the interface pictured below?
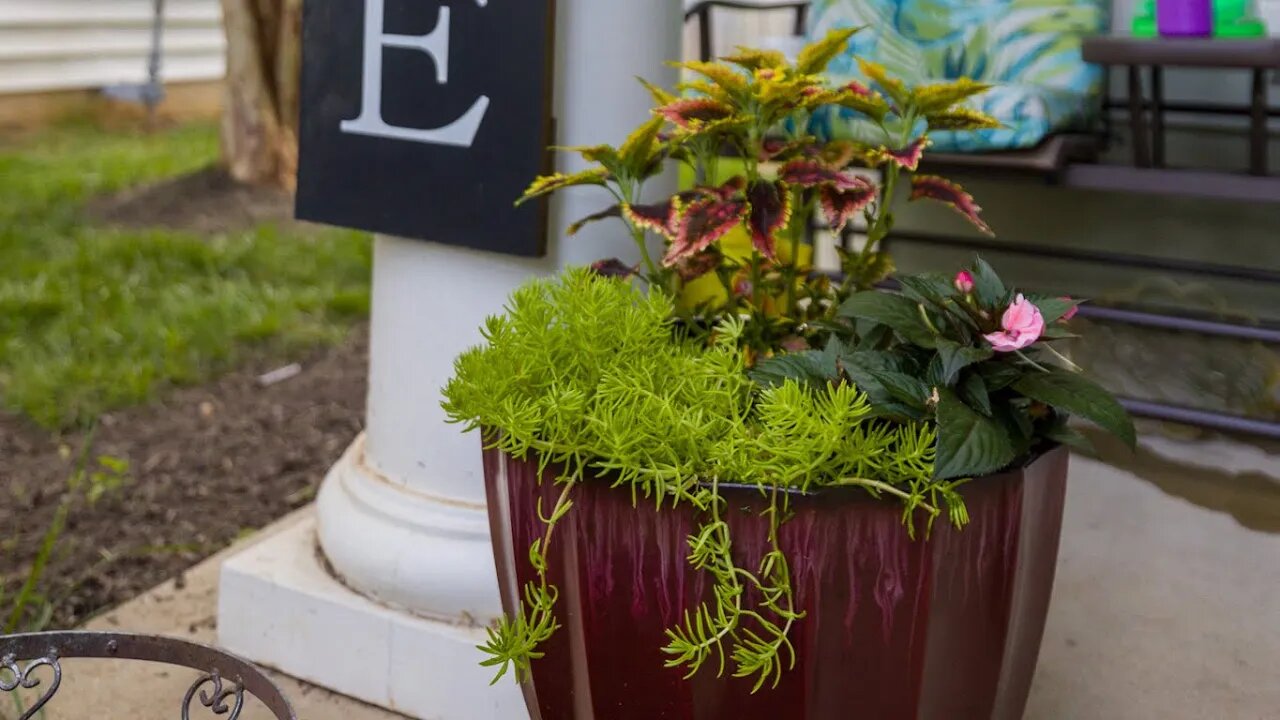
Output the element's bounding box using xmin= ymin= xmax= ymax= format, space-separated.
xmin=829 ymin=476 xmax=939 ymax=516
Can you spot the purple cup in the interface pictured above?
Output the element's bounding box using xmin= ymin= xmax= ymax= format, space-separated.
xmin=1157 ymin=0 xmax=1214 ymax=37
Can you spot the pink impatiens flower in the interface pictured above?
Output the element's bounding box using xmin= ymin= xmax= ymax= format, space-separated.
xmin=984 ymin=294 xmax=1044 ymax=352
xmin=954 ymin=270 xmax=975 ymax=294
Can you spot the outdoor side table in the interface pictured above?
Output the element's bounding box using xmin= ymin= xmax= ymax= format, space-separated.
xmin=1082 ymin=36 xmax=1280 ymax=175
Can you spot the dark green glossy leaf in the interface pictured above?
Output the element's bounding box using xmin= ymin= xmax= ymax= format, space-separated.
xmin=935 ymin=388 xmax=1018 ymax=480
xmin=975 ymin=360 xmax=1022 ymax=391
xmin=958 ymin=372 xmax=991 ymax=416
xmin=935 ymin=339 xmax=994 ymax=385
xmin=969 ymin=257 xmax=1007 ymax=309
xmin=750 ymin=351 xmax=837 ymax=389
xmin=1044 ymin=422 xmax=1094 ymax=452
xmin=1013 ymin=370 xmax=1136 ymax=448
xmin=839 ymin=291 xmax=936 ymax=348
xmin=866 ymin=370 xmax=931 ymax=410
xmin=896 ymin=273 xmax=957 ymax=309
xmin=1027 ymin=295 xmax=1078 ymax=325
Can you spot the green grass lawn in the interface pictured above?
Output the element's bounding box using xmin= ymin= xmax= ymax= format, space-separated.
xmin=0 ymin=122 xmax=371 ymax=429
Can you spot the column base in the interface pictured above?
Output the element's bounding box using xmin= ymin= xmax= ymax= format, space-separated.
xmin=217 ymin=512 xmax=525 ymax=719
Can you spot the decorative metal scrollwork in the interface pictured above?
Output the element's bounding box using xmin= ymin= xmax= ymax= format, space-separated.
xmin=182 ymin=669 xmax=245 ymax=720
xmin=0 ymin=651 xmax=63 ymax=720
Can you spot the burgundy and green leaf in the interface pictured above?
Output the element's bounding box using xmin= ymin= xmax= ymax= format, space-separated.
xmin=663 ymin=196 xmax=748 ymax=267
xmin=517 ymin=168 xmax=609 ymax=206
xmin=873 ymin=136 xmax=929 ymax=171
xmin=673 ymin=250 xmax=722 ymax=282
xmin=589 ymin=258 xmax=638 ymax=279
xmin=778 ymin=160 xmax=866 ymax=191
xmin=677 ymin=60 xmax=749 ymax=98
xmin=568 ymin=206 xmax=622 ymax=236
xmin=624 ymin=201 xmax=678 ymax=239
xmin=746 ymin=180 xmax=792 ymax=259
xmin=820 ymin=178 xmax=876 ymax=231
xmin=656 ymin=98 xmax=734 ymax=129
xmin=910 ymin=175 xmax=993 ymax=236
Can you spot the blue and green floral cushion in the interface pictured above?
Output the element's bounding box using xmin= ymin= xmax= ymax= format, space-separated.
xmin=806 ymin=0 xmax=1107 ymax=152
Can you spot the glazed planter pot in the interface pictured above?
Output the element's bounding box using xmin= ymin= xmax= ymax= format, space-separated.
xmin=484 ymin=445 xmax=1070 ymax=720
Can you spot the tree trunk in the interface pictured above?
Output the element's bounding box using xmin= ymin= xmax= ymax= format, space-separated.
xmin=220 ymin=0 xmax=302 ymax=189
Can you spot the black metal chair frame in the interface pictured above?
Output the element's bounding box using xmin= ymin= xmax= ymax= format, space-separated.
xmin=0 ymin=632 xmax=296 ymax=720
xmin=685 ymin=0 xmax=1280 ymax=439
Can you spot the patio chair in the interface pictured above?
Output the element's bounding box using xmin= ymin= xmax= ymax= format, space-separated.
xmin=0 ymin=632 xmax=296 ymax=720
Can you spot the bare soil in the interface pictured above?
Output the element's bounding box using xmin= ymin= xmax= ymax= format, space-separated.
xmin=85 ymin=165 xmax=297 ymax=234
xmin=0 ymin=328 xmax=368 ymax=629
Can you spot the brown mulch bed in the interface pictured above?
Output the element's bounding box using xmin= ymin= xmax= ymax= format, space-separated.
xmin=85 ymin=165 xmax=296 ymax=234
xmin=0 ymin=329 xmax=368 ymax=628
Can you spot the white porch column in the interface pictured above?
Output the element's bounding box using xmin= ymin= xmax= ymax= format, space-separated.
xmin=217 ymin=2 xmax=684 ymax=718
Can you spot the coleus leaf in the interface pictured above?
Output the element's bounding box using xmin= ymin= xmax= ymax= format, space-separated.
xmin=778 ymin=160 xmax=866 ymax=190
xmin=795 ymin=27 xmax=860 ymax=75
xmin=637 ymin=77 xmax=676 ymax=106
xmin=934 ymin=388 xmax=1018 ymax=480
xmin=909 ymin=175 xmax=994 ymax=236
xmin=831 ymin=81 xmax=890 ymax=121
xmin=676 ymin=60 xmax=749 ymax=97
xmin=812 ymin=139 xmax=872 ymax=169
xmin=838 ymin=291 xmax=937 ymax=348
xmin=873 ymin=136 xmax=929 ymax=171
xmin=673 ymin=250 xmax=722 ymax=282
xmin=624 ymin=201 xmax=678 ymax=239
xmin=721 ymin=47 xmax=787 ymax=71
xmin=656 ymin=98 xmax=734 ymax=129
xmin=913 ymin=77 xmax=993 ymax=114
xmin=1012 ymin=369 xmax=1136 ymax=448
xmin=662 ymin=196 xmax=747 ymax=267
xmin=819 ymin=180 xmax=876 ymax=231
xmin=567 ymin=205 xmax=622 ymax=236
xmin=925 ymin=107 xmax=1002 ymax=131
xmin=618 ymin=116 xmax=666 ymax=178
xmin=517 ymin=168 xmax=609 ymax=206
xmin=856 ymin=58 xmax=911 ymax=109
xmin=588 ymin=258 xmax=637 ymax=279
xmin=934 ymin=339 xmax=994 ymax=385
xmin=746 ymin=180 xmax=791 ymax=260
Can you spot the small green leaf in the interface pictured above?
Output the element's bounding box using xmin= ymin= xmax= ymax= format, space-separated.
xmin=1013 ymin=370 xmax=1136 ymax=448
xmin=839 ymin=291 xmax=936 ymax=348
xmin=1027 ymin=295 xmax=1078 ymax=325
xmin=975 ymin=360 xmax=1022 ymax=391
xmin=969 ymin=257 xmax=1007 ymax=309
xmin=935 ymin=339 xmax=993 ymax=385
xmin=895 ymin=273 xmax=957 ymax=309
xmin=750 ymin=351 xmax=837 ymax=389
xmin=958 ymin=372 xmax=991 ymax=416
xmin=935 ymin=388 xmax=1018 ymax=480
xmin=866 ymin=370 xmax=931 ymax=410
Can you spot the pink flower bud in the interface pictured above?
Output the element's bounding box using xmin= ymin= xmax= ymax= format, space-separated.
xmin=954 ymin=270 xmax=975 ymax=294
xmin=1060 ymin=297 xmax=1078 ymax=321
xmin=983 ymin=294 xmax=1045 ymax=352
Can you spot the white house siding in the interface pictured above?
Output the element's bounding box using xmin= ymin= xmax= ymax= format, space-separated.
xmin=0 ymin=0 xmax=225 ymax=95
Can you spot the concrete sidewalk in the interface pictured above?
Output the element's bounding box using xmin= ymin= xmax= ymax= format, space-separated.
xmin=14 ymin=441 xmax=1280 ymax=719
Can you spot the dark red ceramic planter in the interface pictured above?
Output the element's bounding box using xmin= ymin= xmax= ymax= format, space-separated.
xmin=484 ymin=446 xmax=1069 ymax=720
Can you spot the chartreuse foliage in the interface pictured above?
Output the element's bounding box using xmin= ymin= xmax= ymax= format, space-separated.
xmin=516 ymin=28 xmax=1001 ymax=360
xmin=442 ymin=269 xmax=954 ymax=690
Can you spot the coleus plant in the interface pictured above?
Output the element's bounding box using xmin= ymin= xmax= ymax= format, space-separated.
xmin=517 ymin=28 xmax=1001 ymax=358
xmin=754 ymin=257 xmax=1136 ymax=478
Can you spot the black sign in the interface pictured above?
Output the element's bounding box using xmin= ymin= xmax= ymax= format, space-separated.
xmin=296 ymin=0 xmax=555 ymax=256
